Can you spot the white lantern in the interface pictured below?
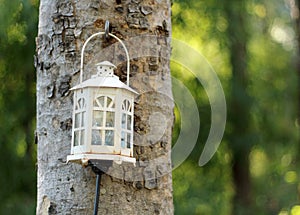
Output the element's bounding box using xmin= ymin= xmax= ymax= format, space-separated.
xmin=67 ymin=31 xmax=137 ymax=165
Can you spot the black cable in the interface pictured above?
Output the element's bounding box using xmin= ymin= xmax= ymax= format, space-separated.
xmin=93 ymin=171 xmax=102 ymax=215
xmin=88 ymin=160 xmax=112 ymax=215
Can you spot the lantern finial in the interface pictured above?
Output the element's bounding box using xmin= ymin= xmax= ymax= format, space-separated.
xmin=93 ymin=61 xmax=116 ymax=78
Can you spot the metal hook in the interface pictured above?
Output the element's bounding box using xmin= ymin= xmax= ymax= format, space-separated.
xmin=104 ymin=20 xmax=110 ymax=40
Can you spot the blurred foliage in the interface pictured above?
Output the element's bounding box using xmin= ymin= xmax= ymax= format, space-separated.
xmin=0 ymin=0 xmax=38 ymax=214
xmin=172 ymin=0 xmax=299 ymax=214
xmin=0 ymin=0 xmax=299 ymax=214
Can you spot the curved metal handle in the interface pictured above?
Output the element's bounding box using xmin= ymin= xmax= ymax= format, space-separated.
xmin=80 ymin=32 xmax=130 ymax=86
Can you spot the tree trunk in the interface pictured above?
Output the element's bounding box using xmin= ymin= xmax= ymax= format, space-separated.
xmin=224 ymin=0 xmax=253 ymax=214
xmin=292 ymin=0 xmax=300 ymax=138
xmin=36 ymin=0 xmax=173 ymax=214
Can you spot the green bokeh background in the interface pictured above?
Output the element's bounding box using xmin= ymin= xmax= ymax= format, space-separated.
xmin=0 ymin=0 xmax=299 ymax=214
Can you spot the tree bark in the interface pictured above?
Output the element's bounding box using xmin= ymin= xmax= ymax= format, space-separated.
xmin=224 ymin=0 xmax=253 ymax=214
xmin=36 ymin=0 xmax=173 ymax=214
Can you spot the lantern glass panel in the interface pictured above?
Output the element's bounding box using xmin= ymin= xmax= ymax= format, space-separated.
xmin=92 ymin=95 xmax=116 ymax=147
xmin=92 ymin=129 xmax=102 ymax=145
xmin=106 ymin=111 xmax=115 ymax=127
xmin=127 ymin=134 xmax=131 ymax=148
xmin=121 ymin=113 xmax=126 ymax=129
xmin=121 ymin=131 xmax=125 ymax=148
xmin=120 ymin=99 xmax=133 ymax=149
xmin=73 ymin=97 xmax=86 ymax=147
xmin=80 ymin=98 xmax=85 ymax=108
xmin=107 ymin=97 xmax=114 ymax=108
xmin=122 ymin=99 xmax=130 ymax=110
xmin=75 ymin=113 xmax=80 ymax=128
xmin=81 ymin=112 xmax=85 ymax=127
xmin=80 ymin=131 xmax=85 ymax=145
xmin=127 ymin=115 xmax=131 ymax=130
xmin=94 ymin=96 xmax=105 ymax=108
xmin=74 ymin=131 xmax=79 ymax=146
xmin=93 ymin=111 xmax=104 ymax=127
xmin=105 ymin=130 xmax=114 ymax=146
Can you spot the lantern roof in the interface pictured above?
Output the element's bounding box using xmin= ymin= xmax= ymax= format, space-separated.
xmin=95 ymin=61 xmax=117 ymax=68
xmin=71 ymin=73 xmax=138 ymax=95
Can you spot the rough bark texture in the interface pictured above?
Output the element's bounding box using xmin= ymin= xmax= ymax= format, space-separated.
xmin=36 ymin=0 xmax=173 ymax=214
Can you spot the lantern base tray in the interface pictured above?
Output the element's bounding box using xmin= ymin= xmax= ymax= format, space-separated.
xmin=67 ymin=153 xmax=136 ymax=166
